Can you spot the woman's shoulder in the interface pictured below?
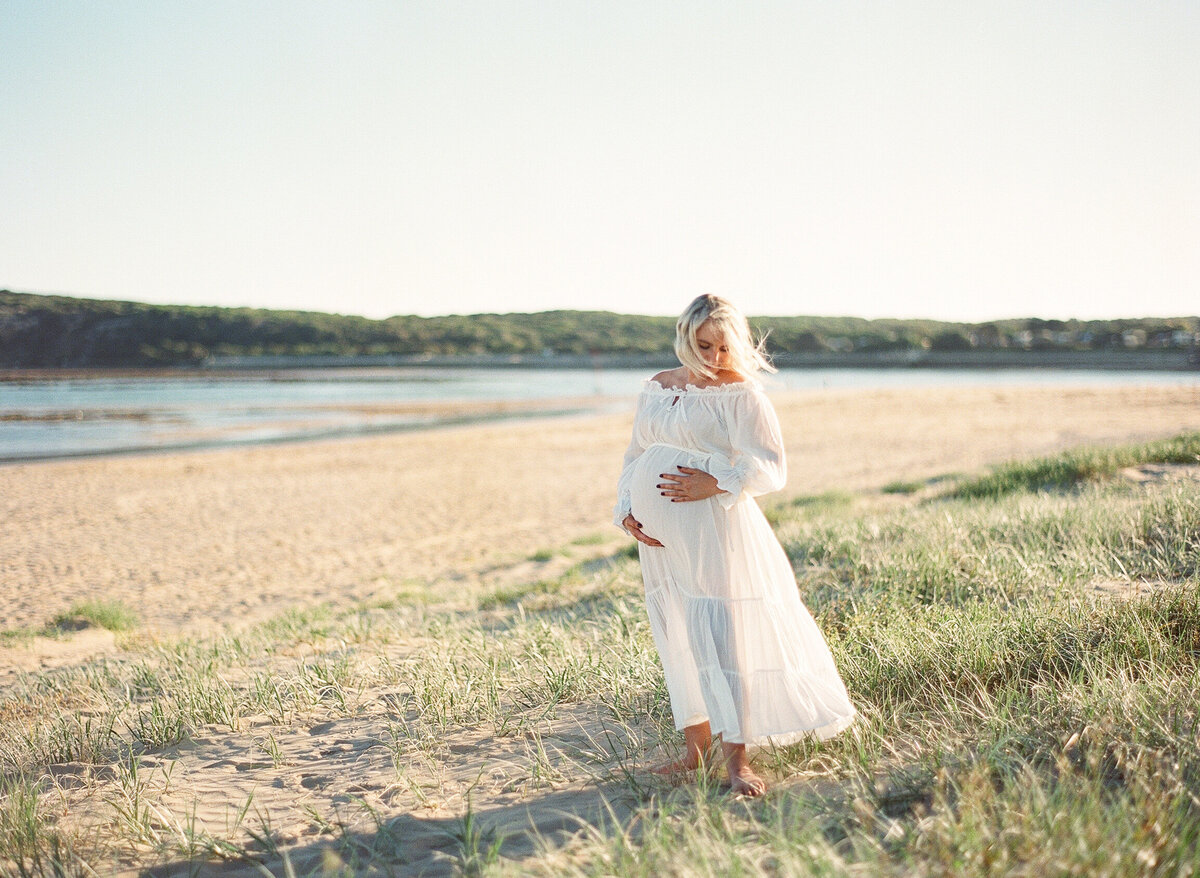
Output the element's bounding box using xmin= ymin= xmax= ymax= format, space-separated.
xmin=710 ymin=370 xmax=751 ymax=388
xmin=646 ymin=367 xmax=687 ymax=391
xmin=646 ymin=367 xmax=759 ymax=392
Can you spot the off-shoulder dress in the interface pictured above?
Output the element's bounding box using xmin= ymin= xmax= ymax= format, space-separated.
xmin=614 ymin=378 xmax=856 ymax=746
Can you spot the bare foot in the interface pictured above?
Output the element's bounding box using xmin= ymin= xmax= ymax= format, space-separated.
xmin=653 ymin=721 xmax=713 ymax=778
xmin=651 ymin=756 xmax=701 ymax=777
xmin=727 ymin=766 xmax=767 ymax=797
xmin=721 ymin=740 xmax=765 ymax=796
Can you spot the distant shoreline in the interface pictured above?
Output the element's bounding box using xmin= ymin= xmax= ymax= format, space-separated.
xmin=2 ymin=347 xmax=1198 ymax=379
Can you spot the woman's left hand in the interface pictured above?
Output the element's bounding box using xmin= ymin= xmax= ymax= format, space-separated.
xmin=658 ymin=466 xmax=727 ymax=502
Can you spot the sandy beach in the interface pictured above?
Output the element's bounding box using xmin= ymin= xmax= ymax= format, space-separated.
xmin=4 ymin=382 xmax=1199 ymax=637
xmin=4 ymin=380 xmax=1200 ymax=876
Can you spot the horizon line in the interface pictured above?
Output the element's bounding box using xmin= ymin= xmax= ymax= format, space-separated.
xmin=3 ymin=288 xmax=1197 ymax=325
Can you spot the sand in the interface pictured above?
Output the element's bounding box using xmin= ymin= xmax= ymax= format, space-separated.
xmin=3 ymin=382 xmax=1200 ymax=638
xmin=4 ymin=381 xmax=1200 ymax=875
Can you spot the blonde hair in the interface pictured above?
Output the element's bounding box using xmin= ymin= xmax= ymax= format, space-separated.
xmin=674 ymin=294 xmax=776 ymax=380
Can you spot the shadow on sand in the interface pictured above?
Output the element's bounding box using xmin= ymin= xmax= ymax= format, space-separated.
xmin=147 ymin=780 xmax=641 ymax=877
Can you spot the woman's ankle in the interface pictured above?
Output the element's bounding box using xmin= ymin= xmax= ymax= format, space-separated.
xmin=683 ymin=722 xmax=713 ymax=762
xmin=721 ymin=742 xmax=748 ymax=769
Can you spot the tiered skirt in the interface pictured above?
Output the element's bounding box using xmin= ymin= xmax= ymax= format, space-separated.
xmin=630 ymin=442 xmax=856 ymax=745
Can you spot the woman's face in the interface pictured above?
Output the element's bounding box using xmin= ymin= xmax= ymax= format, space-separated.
xmin=695 ymin=321 xmax=732 ymax=371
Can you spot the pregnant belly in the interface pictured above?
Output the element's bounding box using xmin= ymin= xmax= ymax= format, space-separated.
xmin=629 ymin=444 xmax=715 ymax=544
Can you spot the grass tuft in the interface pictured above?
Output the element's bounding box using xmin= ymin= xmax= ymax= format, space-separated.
xmin=882 ymin=479 xmax=925 ymax=495
xmin=949 ymin=431 xmax=1200 ymax=499
xmin=51 ymin=599 xmax=139 ymax=633
xmin=0 ymin=775 xmax=91 ymax=877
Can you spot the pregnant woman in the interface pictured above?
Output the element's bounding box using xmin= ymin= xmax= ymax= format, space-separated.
xmin=615 ymin=294 xmax=856 ymax=796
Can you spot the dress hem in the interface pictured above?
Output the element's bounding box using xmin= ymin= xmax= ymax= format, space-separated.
xmin=676 ymin=710 xmax=858 ymax=749
xmin=745 ymin=710 xmax=858 ymax=750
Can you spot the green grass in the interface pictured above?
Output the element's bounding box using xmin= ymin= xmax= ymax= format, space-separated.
xmin=949 ymin=430 xmax=1200 ymax=499
xmin=0 ymin=599 xmax=140 ymax=643
xmin=51 ymin=599 xmax=139 ymax=633
xmin=787 ymin=490 xmax=855 ymax=510
xmin=881 ymin=479 xmax=925 ymax=495
xmin=1 ymin=434 xmax=1198 ymax=875
xmin=763 ymin=491 xmax=854 ymax=526
xmin=0 ymin=628 xmax=38 ymax=647
xmin=479 ymin=576 xmax=564 ymax=610
xmin=0 ymin=775 xmax=91 ymax=877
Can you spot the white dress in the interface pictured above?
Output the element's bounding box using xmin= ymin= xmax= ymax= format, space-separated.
xmin=614 ymin=378 xmax=856 ymax=746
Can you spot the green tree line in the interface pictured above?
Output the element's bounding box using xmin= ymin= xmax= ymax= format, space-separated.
xmin=1 ymin=290 xmax=1196 ymax=368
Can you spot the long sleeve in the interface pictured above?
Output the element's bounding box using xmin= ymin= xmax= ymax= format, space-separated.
xmin=613 ymin=416 xmax=645 ymax=531
xmin=705 ymin=389 xmax=788 ymax=510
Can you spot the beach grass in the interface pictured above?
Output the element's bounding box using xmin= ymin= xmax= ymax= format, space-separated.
xmin=0 ymin=600 xmax=142 ymax=647
xmin=881 ymin=479 xmax=926 ymax=495
xmin=51 ymin=599 xmax=140 ymax=633
xmin=948 ymin=430 xmax=1200 ymax=499
xmin=1 ymin=436 xmax=1198 ymax=875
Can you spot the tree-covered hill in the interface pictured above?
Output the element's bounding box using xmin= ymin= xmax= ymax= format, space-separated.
xmin=1 ymin=290 xmax=1197 ymax=368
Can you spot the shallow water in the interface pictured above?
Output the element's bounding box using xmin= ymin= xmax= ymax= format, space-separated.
xmin=1 ymin=366 xmax=1196 ymax=462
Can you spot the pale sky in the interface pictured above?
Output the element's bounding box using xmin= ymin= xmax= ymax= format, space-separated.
xmin=2 ymin=1 xmax=1197 ymax=320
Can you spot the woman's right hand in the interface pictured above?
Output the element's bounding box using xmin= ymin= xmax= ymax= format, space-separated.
xmin=622 ymin=513 xmax=664 ymax=548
